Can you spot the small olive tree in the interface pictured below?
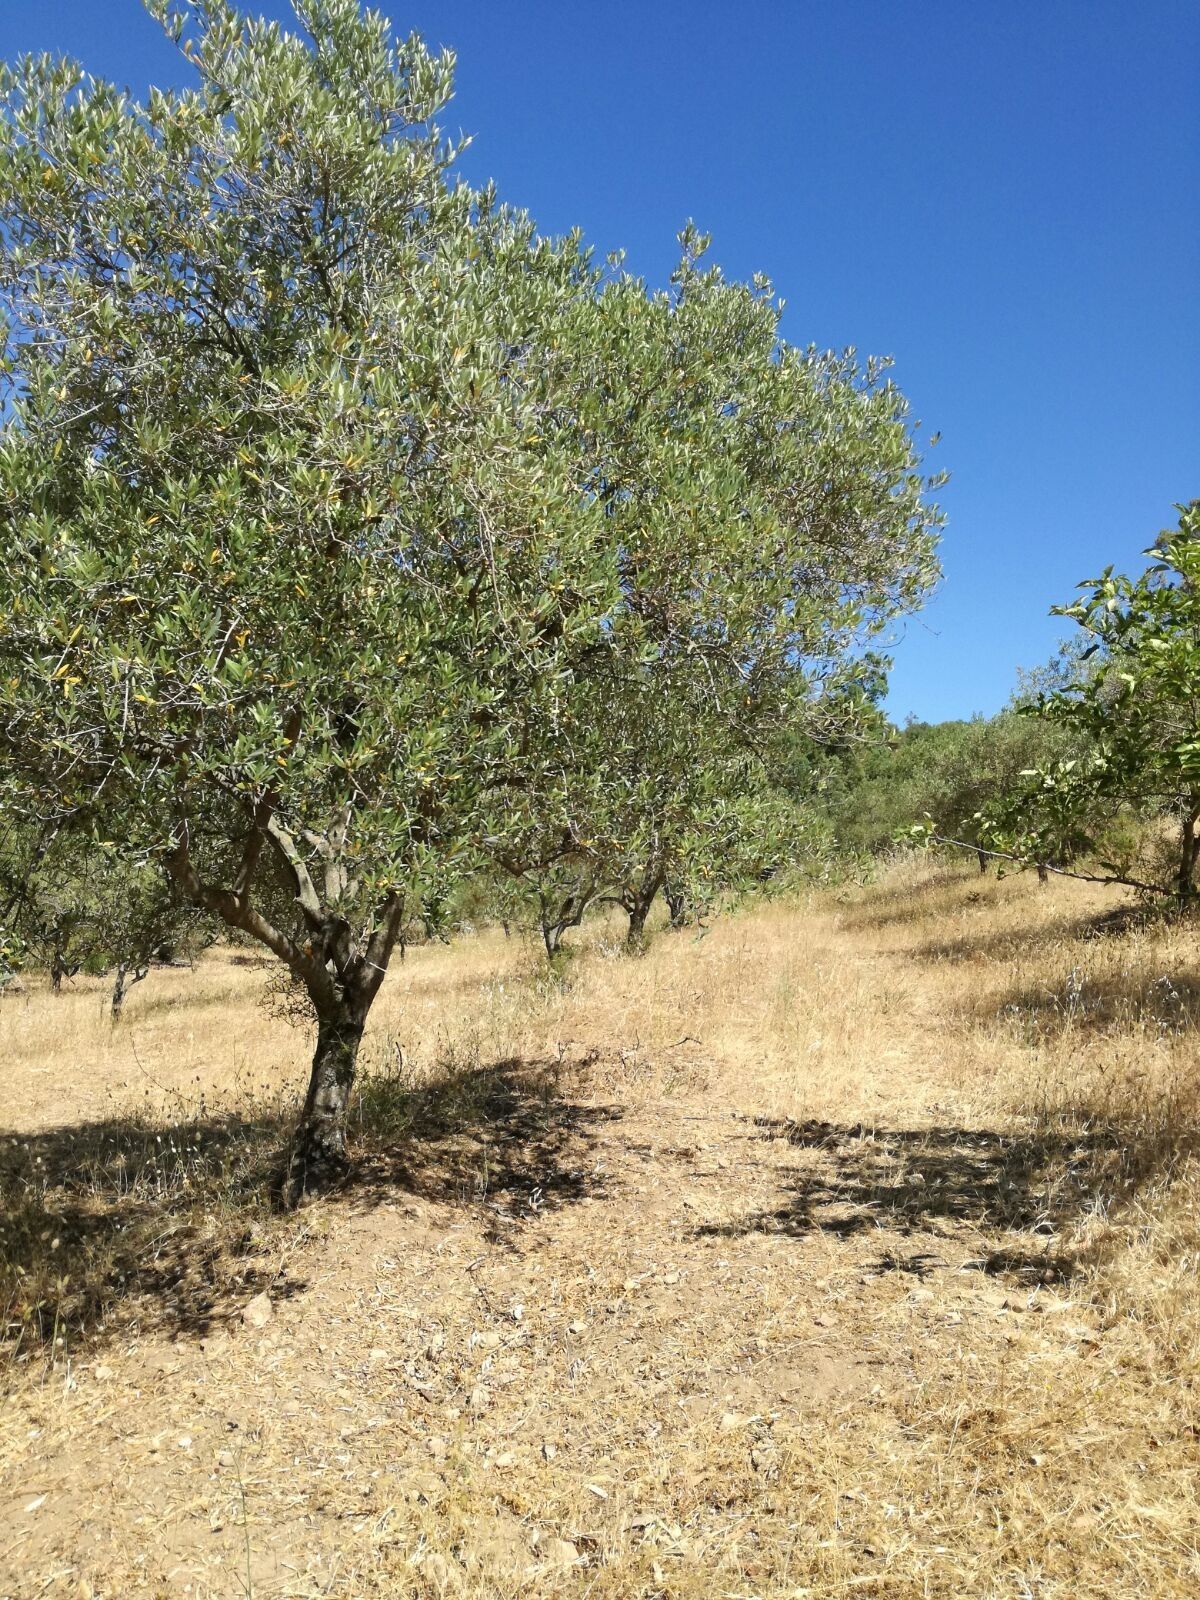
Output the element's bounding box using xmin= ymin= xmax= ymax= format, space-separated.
xmin=1 ymin=824 xmax=210 ymax=1011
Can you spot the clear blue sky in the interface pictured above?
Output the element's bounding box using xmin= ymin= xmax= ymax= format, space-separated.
xmin=3 ymin=1 xmax=1196 ymax=722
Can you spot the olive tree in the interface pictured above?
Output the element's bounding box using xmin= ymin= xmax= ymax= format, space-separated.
xmin=0 ymin=0 xmax=616 ymax=1201
xmin=0 ymin=822 xmax=210 ymax=1011
xmin=980 ymin=503 xmax=1200 ymax=899
xmin=496 ymin=245 xmax=944 ymax=948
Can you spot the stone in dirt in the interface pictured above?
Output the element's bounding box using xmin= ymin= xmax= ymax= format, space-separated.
xmin=241 ymin=1292 xmax=273 ymax=1329
xmin=540 ymin=1536 xmax=579 ymax=1568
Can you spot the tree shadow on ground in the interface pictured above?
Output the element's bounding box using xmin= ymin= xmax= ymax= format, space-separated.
xmin=982 ymin=969 xmax=1200 ymax=1041
xmin=699 ymin=1115 xmax=1198 ymax=1286
xmin=832 ymin=866 xmax=986 ymax=933
xmin=348 ymin=1055 xmax=620 ymax=1235
xmin=906 ymin=914 xmax=1111 ymax=970
xmin=0 ymin=1057 xmax=617 ymax=1367
xmin=906 ymin=898 xmax=1180 ymax=979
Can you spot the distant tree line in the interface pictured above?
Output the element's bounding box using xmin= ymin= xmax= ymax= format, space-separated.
xmin=802 ymin=503 xmax=1200 ymax=901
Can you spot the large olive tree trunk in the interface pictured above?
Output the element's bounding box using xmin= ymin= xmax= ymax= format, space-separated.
xmin=167 ymin=811 xmax=408 ymax=1210
xmin=281 ymin=1002 xmax=366 ymax=1207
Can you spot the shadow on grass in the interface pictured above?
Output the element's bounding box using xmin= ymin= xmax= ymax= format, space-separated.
xmin=348 ymin=1054 xmax=620 ymax=1233
xmin=832 ymin=865 xmax=985 ymax=933
xmin=0 ymin=1057 xmax=616 ymax=1369
xmin=905 ymin=896 xmax=1181 ymax=977
xmin=699 ymin=1115 xmax=1199 ymax=1286
xmin=907 ymin=915 xmax=1106 ymax=970
xmin=982 ymin=968 xmax=1200 ymax=1041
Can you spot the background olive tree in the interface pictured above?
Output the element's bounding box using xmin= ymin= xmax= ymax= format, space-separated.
xmin=492 ymin=246 xmax=945 ymax=951
xmin=0 ymin=821 xmax=211 ymax=1012
xmin=978 ymin=503 xmax=1200 ymax=900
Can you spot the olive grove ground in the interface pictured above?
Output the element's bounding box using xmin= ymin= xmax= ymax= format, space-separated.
xmin=1 ymin=862 xmax=1198 ymax=1598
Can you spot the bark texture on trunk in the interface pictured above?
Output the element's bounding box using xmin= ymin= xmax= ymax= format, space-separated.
xmin=165 ymin=814 xmax=408 ymax=1210
xmin=625 ymin=873 xmax=663 ymax=947
xmin=281 ymin=1008 xmax=364 ymax=1208
xmin=1179 ymin=811 xmax=1200 ymax=901
xmin=664 ymin=884 xmax=687 ymax=928
xmin=539 ymin=881 xmax=594 ymax=962
xmin=111 ymin=963 xmax=129 ymax=1020
xmin=110 ymin=961 xmax=149 ymax=1020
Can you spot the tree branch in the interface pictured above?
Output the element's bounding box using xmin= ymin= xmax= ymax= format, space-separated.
xmin=927 ymin=834 xmax=1167 ymax=898
xmin=264 ymin=815 xmax=324 ymax=928
xmin=359 ymin=891 xmax=407 ymax=1003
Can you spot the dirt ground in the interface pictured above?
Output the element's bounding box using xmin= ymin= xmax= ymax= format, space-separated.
xmin=2 ymin=864 xmax=1198 ymax=1598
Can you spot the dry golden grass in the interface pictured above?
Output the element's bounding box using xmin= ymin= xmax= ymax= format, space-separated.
xmin=1 ymin=859 xmax=1198 ymax=1598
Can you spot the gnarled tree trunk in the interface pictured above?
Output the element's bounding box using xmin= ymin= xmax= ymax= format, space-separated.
xmin=165 ymin=808 xmax=406 ymax=1211
xmin=538 ymin=877 xmax=596 ymax=962
xmin=625 ymin=864 xmax=665 ymax=948
xmin=664 ymin=881 xmax=687 ymax=928
xmin=110 ymin=960 xmax=150 ymax=1020
xmin=282 ymin=1003 xmax=365 ymax=1208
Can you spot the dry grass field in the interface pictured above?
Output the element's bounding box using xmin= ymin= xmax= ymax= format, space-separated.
xmin=2 ymin=859 xmax=1198 ymax=1598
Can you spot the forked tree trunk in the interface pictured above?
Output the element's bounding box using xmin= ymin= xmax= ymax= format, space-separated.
xmin=163 ymin=824 xmax=405 ymax=1211
xmin=664 ymin=882 xmax=686 ymax=928
xmin=626 ymin=866 xmax=665 ymax=948
xmin=110 ymin=960 xmax=150 ymax=1020
xmin=281 ymin=1005 xmax=365 ymax=1208
xmin=539 ymin=881 xmax=594 ymax=962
